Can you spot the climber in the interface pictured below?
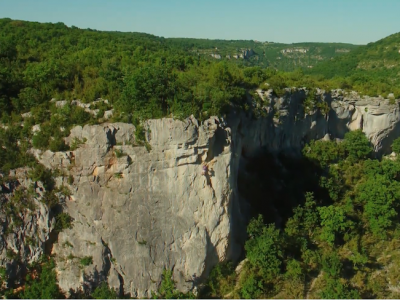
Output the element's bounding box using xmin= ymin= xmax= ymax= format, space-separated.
xmin=201 ymin=164 xmax=208 ymax=176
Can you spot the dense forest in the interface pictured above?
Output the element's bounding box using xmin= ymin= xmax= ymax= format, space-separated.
xmin=1 ymin=18 xmax=400 ymax=298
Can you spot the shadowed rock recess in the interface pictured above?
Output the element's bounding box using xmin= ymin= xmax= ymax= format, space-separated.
xmin=1 ymin=90 xmax=400 ymax=297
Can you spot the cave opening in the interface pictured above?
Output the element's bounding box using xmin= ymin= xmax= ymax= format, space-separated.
xmin=237 ymin=146 xmax=330 ymax=229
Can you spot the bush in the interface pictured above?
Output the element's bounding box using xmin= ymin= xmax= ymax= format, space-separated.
xmin=245 ymin=216 xmax=283 ymax=280
xmin=80 ymin=256 xmax=93 ymax=266
xmin=240 ymin=273 xmax=264 ymax=299
xmin=392 ymin=137 xmax=400 ymax=154
xmin=32 ymin=131 xmax=50 ymax=150
xmin=70 ymin=137 xmax=87 ymax=151
xmin=54 ymin=212 xmax=73 ymax=232
xmin=153 ymin=269 xmax=195 ymax=299
xmin=114 ymin=149 xmax=126 ymax=158
xmin=28 ymin=164 xmax=55 ymax=191
xmin=49 ymin=136 xmax=68 ymax=152
xmin=91 ymin=282 xmax=118 ymax=299
xmin=21 ymin=258 xmax=63 ymax=299
xmin=319 ymin=278 xmax=361 ymax=299
xmin=203 ymin=262 xmax=236 ymax=298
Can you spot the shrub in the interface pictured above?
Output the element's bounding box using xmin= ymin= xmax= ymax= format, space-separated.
xmin=32 ymin=131 xmax=50 ymax=149
xmin=245 ymin=216 xmax=283 ymax=280
xmin=134 ymin=124 xmax=146 ymax=143
xmin=54 ymin=212 xmax=73 ymax=232
xmin=203 ymin=262 xmax=236 ymax=298
xmin=91 ymin=282 xmax=118 ymax=299
xmin=80 ymin=256 xmax=93 ymax=266
xmin=319 ymin=278 xmax=361 ymax=299
xmin=240 ymin=273 xmax=264 ymax=299
xmin=28 ymin=164 xmax=55 ymax=191
xmin=392 ymin=137 xmax=400 ymax=154
xmin=67 ymin=175 xmax=74 ymax=184
xmin=22 ymin=258 xmax=63 ymax=299
xmin=153 ymin=269 xmax=195 ymax=299
xmin=114 ymin=149 xmax=126 ymax=158
xmin=49 ymin=136 xmax=68 ymax=152
xmin=70 ymin=137 xmax=87 ymax=151
xmin=343 ymin=130 xmax=372 ymax=160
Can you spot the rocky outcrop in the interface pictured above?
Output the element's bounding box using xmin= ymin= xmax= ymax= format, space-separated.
xmin=252 ymin=89 xmax=400 ymax=155
xmin=2 ymin=89 xmax=400 ymax=297
xmin=35 ymin=119 xmax=237 ymax=298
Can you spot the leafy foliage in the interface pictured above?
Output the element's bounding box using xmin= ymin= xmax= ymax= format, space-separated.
xmin=54 ymin=212 xmax=73 ymax=232
xmin=21 ymin=258 xmax=63 ymax=299
xmin=80 ymin=256 xmax=93 ymax=267
xmin=202 ymin=262 xmax=236 ymax=298
xmin=91 ymin=282 xmax=118 ymax=299
xmin=343 ymin=130 xmax=372 ymax=161
xmin=245 ymin=216 xmax=283 ymax=280
xmin=153 ymin=269 xmax=195 ymax=299
xmin=392 ymin=137 xmax=400 ymax=154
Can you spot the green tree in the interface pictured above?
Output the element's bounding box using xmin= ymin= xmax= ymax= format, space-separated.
xmin=240 ymin=273 xmax=264 ymax=299
xmin=320 ymin=278 xmax=361 ymax=299
xmin=303 ymin=140 xmax=345 ymax=168
xmin=318 ymin=205 xmax=351 ymax=245
xmin=285 ymin=192 xmax=319 ymax=238
xmin=391 ymin=137 xmax=400 ymax=154
xmin=118 ymin=66 xmax=176 ymax=119
xmin=343 ymin=130 xmax=372 ymax=160
xmin=356 ymin=175 xmax=400 ymax=236
xmin=203 ymin=262 xmax=236 ymax=298
xmin=22 ymin=258 xmax=63 ymax=299
xmin=321 ymin=252 xmax=342 ymax=278
xmin=91 ymin=282 xmax=118 ymax=299
xmin=245 ymin=216 xmax=283 ymax=280
xmin=154 ymin=269 xmax=195 ymax=299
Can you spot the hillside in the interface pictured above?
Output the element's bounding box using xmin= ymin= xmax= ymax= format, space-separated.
xmin=0 ymin=18 xmax=357 ymax=122
xmin=306 ymin=31 xmax=400 ymax=96
xmin=167 ymin=38 xmax=359 ymax=70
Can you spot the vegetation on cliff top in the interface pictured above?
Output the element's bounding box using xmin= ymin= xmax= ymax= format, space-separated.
xmin=0 ymin=18 xmax=398 ymax=126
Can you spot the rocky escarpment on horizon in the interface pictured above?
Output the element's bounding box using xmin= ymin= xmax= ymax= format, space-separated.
xmin=1 ymin=89 xmax=400 ymax=297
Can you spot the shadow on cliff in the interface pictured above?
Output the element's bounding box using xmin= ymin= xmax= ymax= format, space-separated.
xmin=237 ymin=148 xmax=330 ymax=228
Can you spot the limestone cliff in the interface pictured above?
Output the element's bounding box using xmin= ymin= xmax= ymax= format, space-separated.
xmin=1 ymin=89 xmax=400 ymax=297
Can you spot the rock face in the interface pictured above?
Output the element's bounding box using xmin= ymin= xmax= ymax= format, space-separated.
xmin=38 ymin=119 xmax=238 ymax=298
xmin=2 ymin=89 xmax=400 ymax=297
xmin=0 ymin=168 xmax=55 ymax=285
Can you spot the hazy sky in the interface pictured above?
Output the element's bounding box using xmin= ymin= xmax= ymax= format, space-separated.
xmin=1 ymin=0 xmax=399 ymax=44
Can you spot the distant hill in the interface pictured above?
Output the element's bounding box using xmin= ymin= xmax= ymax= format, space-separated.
xmin=304 ymin=32 xmax=400 ymax=96
xmin=166 ymin=38 xmax=359 ymax=71
xmin=306 ymin=32 xmax=400 ymax=79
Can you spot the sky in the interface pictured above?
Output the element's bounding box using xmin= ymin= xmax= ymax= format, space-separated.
xmin=0 ymin=0 xmax=400 ymax=45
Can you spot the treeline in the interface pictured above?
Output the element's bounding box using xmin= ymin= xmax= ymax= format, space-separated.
xmin=0 ymin=18 xmax=398 ymax=125
xmin=0 ymin=18 xmax=268 ymax=120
